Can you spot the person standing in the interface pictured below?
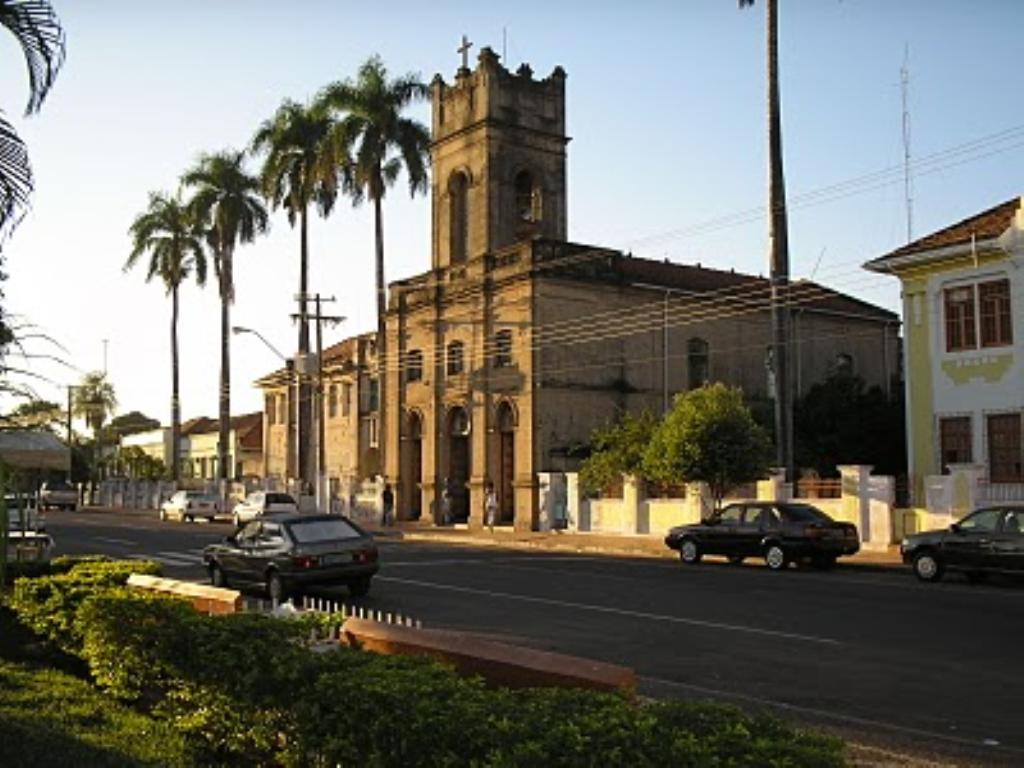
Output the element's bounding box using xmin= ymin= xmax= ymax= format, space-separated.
xmin=381 ymin=483 xmax=394 ymax=527
xmin=484 ymin=481 xmax=498 ymax=533
xmin=440 ymin=477 xmax=451 ymax=526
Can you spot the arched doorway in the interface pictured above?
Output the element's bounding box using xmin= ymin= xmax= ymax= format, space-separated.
xmin=447 ymin=406 xmax=470 ymax=523
xmin=404 ymin=411 xmax=423 ymax=520
xmin=496 ymin=401 xmax=516 ymax=523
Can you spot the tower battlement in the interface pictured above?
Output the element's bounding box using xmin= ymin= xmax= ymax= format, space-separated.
xmin=429 ymin=45 xmax=569 ymax=270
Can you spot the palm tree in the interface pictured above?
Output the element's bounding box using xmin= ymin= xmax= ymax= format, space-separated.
xmin=740 ymin=0 xmax=793 ymax=480
xmin=182 ymin=150 xmax=268 ymax=485
xmin=72 ymin=370 xmax=118 ymax=482
xmin=317 ymin=55 xmax=431 ymax=479
xmin=0 ymin=0 xmax=65 ymax=354
xmin=250 ymin=99 xmax=337 ymax=488
xmin=124 ymin=192 xmax=207 ymax=482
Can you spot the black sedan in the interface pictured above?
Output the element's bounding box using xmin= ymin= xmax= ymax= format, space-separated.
xmin=665 ymin=501 xmax=860 ymax=570
xmin=203 ymin=513 xmax=379 ymax=602
xmin=901 ymin=505 xmax=1024 ymax=583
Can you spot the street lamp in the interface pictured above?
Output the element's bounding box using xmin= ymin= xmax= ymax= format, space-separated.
xmin=233 ymin=326 xmax=299 ymax=492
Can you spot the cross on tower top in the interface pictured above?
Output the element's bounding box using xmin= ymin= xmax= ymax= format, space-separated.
xmin=457 ymin=34 xmax=473 ymax=70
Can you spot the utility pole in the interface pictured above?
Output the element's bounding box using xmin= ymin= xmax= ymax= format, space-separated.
xmin=294 ymin=294 xmax=344 ymax=512
xmin=102 ymin=339 xmax=108 ymax=375
xmin=66 ymin=385 xmax=75 ymax=483
xmin=765 ymin=0 xmax=794 ymax=482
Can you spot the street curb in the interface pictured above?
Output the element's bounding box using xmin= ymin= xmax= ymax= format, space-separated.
xmin=395 ymin=531 xmax=907 ymax=573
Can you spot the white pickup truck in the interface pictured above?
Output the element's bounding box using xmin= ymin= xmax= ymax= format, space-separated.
xmin=39 ymin=481 xmax=78 ymax=511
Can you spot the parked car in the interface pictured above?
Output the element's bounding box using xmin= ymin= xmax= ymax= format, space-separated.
xmin=160 ymin=490 xmax=219 ymax=523
xmin=901 ymin=504 xmax=1024 ymax=583
xmin=38 ymin=480 xmax=77 ymax=511
xmin=203 ymin=513 xmax=378 ymax=602
xmin=4 ymin=495 xmax=55 ymax=563
xmin=231 ymin=491 xmax=299 ymax=527
xmin=665 ymin=501 xmax=860 ymax=570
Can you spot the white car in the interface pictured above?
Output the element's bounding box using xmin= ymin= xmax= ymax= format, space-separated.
xmin=231 ymin=491 xmax=298 ymax=527
xmin=5 ymin=496 xmax=55 ymax=563
xmin=160 ymin=490 xmax=220 ymax=523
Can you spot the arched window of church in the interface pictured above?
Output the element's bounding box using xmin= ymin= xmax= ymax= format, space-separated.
xmin=832 ymin=353 xmax=854 ymax=376
xmin=405 ymin=349 xmax=424 ymax=383
xmin=687 ymin=338 xmax=709 ymax=389
xmin=449 ymin=172 xmax=469 ymax=263
xmin=447 ymin=341 xmax=464 ymax=376
xmin=514 ymin=171 xmax=540 ymax=222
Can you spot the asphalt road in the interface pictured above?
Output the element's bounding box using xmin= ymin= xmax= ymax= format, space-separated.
xmin=42 ymin=508 xmax=1024 ymax=766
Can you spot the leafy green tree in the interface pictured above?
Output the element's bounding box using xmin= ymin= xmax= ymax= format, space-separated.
xmin=106 ymin=410 xmax=160 ymax=440
xmin=0 ymin=0 xmax=65 ymax=356
xmin=125 ymin=192 xmax=207 ymax=482
xmin=579 ymin=411 xmax=658 ymax=496
xmin=251 ymin=100 xmax=337 ymax=486
xmin=644 ymin=383 xmax=772 ymax=510
xmin=1 ymin=397 xmax=62 ymax=431
xmin=182 ymin=150 xmax=268 ymax=482
xmin=317 ymin=55 xmax=431 ymax=477
xmin=794 ymin=372 xmax=905 ymax=478
xmin=72 ymin=371 xmax=117 ymax=434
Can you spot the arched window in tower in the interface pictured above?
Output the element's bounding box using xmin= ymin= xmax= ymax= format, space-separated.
xmin=514 ymin=170 xmax=540 ymax=223
xmin=687 ymin=338 xmax=709 ymax=390
xmin=449 ymin=171 xmax=469 ymax=264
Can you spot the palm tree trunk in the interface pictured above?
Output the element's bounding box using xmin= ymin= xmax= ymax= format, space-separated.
xmin=766 ymin=0 xmax=793 ymax=481
xmin=298 ymin=205 xmax=312 ymax=491
xmin=171 ymin=283 xmax=181 ymax=483
xmin=374 ymin=191 xmax=387 ymax=481
xmin=218 ymin=246 xmax=231 ymax=483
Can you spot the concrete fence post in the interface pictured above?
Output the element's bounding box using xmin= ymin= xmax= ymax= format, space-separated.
xmin=622 ymin=475 xmax=641 ymax=534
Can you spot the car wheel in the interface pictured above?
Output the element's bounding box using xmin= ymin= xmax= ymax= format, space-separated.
xmin=209 ymin=563 xmax=228 ymax=588
xmin=206 ymin=516 xmax=215 ymax=523
xmin=348 ymin=576 xmax=372 ymax=598
xmin=679 ymin=538 xmax=702 ymax=565
xmin=912 ymin=550 xmax=943 ymax=582
xmin=267 ymin=572 xmax=287 ymax=604
xmin=764 ymin=543 xmax=788 ymax=571
xmin=184 ymin=513 xmax=193 ymax=523
xmin=811 ymin=554 xmax=837 ymax=570
xmin=727 ymin=555 xmax=745 ymax=566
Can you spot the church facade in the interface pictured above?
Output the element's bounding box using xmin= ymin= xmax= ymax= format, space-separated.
xmin=258 ymin=48 xmax=900 ymax=531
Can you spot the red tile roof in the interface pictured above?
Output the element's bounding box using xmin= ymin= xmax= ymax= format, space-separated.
xmin=866 ymin=197 xmax=1020 ymax=269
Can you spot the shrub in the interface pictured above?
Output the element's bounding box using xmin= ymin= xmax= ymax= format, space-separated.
xmin=7 ymin=558 xmax=161 ymax=652
xmin=0 ymin=659 xmax=190 ymax=767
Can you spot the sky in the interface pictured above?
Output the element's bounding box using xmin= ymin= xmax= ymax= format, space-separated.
xmin=2 ymin=0 xmax=1022 ymax=427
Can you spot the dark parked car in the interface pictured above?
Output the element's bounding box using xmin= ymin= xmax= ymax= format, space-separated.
xmin=665 ymin=501 xmax=860 ymax=570
xmin=203 ymin=513 xmax=379 ymax=602
xmin=901 ymin=505 xmax=1024 ymax=583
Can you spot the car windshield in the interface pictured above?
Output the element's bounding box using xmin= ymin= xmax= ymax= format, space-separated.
xmin=44 ymin=482 xmax=72 ymax=491
xmin=287 ymin=518 xmax=361 ymax=543
xmin=266 ymin=493 xmax=295 ymax=505
xmin=186 ymin=492 xmax=214 ymax=501
xmin=781 ymin=504 xmax=834 ymax=524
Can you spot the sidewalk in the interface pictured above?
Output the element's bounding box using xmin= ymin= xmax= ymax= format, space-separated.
xmin=370 ymin=520 xmax=905 ymax=571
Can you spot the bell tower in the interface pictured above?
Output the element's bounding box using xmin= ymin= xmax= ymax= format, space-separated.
xmin=430 ymin=45 xmax=568 ymax=270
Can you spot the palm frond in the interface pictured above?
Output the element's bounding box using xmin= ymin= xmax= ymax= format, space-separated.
xmin=0 ymin=0 xmax=65 ymax=116
xmin=0 ymin=111 xmax=32 ymax=241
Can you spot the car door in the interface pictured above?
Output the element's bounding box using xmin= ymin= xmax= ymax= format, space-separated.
xmin=703 ymin=504 xmax=744 ymax=555
xmin=943 ymin=508 xmax=1001 ymax=569
xmin=729 ymin=505 xmax=765 ymax=556
xmin=250 ymin=521 xmax=288 ymax=580
xmin=989 ymin=508 xmax=1024 ymax=572
xmin=227 ymin=521 xmax=263 ymax=584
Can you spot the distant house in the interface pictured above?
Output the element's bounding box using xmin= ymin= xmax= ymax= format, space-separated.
xmin=865 ymin=196 xmax=1024 ymax=503
xmin=120 ymin=414 xmax=264 ymax=480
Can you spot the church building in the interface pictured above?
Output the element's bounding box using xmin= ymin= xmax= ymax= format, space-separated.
xmin=258 ymin=47 xmax=900 ymax=531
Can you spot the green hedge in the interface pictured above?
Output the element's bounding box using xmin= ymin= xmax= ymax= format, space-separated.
xmin=7 ymin=560 xmax=846 ymax=767
xmin=7 ymin=558 xmax=161 ymax=652
xmin=0 ymin=660 xmax=190 ymax=767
